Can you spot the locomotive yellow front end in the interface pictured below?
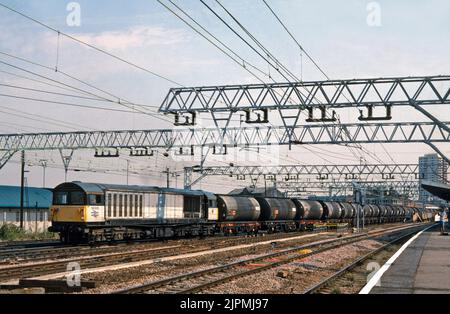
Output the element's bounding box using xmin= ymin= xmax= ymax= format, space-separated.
xmin=51 ymin=205 xmax=86 ymax=223
xmin=51 ymin=204 xmax=104 ymax=223
xmin=49 ymin=182 xmax=105 ymax=243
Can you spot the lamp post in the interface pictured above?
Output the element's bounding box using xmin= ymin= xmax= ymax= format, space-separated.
xmin=172 ymin=172 xmax=181 ymax=189
xmin=39 ymin=159 xmax=47 ymax=188
xmin=20 ymin=151 xmax=25 ymax=229
xmin=19 ymin=151 xmax=30 ymax=229
xmin=162 ymin=168 xmax=170 ymax=188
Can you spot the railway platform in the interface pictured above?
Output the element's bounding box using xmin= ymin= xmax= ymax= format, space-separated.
xmin=368 ymin=224 xmax=450 ymax=294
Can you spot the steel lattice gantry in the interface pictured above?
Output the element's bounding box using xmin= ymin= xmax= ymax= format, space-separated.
xmin=160 ymin=76 xmax=450 ymax=113
xmin=1 ymin=121 xmax=449 ymax=169
xmin=160 ymin=76 xmax=450 ymax=155
xmin=187 ymin=163 xmax=420 ymax=178
xmin=278 ymin=180 xmax=420 ymax=199
xmin=183 ymin=163 xmax=421 ymax=188
xmin=1 ymin=122 xmax=449 ymax=150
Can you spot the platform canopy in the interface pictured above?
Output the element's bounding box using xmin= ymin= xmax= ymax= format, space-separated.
xmin=421 ymin=180 xmax=450 ymax=202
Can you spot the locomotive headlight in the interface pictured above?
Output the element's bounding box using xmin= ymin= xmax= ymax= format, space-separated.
xmin=50 ymin=207 xmax=59 ymax=219
xmin=79 ymin=208 xmax=85 ymax=220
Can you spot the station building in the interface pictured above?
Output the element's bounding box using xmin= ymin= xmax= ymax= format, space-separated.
xmin=0 ymin=185 xmax=52 ymax=233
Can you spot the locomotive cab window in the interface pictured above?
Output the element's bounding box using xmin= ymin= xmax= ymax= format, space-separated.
xmin=88 ymin=194 xmax=104 ymax=205
xmin=54 ymin=192 xmax=69 ymax=205
xmin=70 ymin=191 xmax=85 ymax=205
xmin=53 ymin=191 xmax=84 ymax=205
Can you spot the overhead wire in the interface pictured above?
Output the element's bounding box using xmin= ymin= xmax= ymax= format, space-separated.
xmin=196 ymin=0 xmax=404 ymax=193
xmin=0 ymin=69 xmax=104 ymax=97
xmin=0 ymin=82 xmax=128 ymax=103
xmin=0 ymin=3 xmax=195 ymax=177
xmin=0 ymin=120 xmax=54 ymax=132
xmin=0 ymin=93 xmax=151 ymax=114
xmin=0 ymin=57 xmax=173 ymax=123
xmin=0 ymin=2 xmax=183 ymax=87
xmin=0 ymin=51 xmax=161 ymax=110
xmin=159 ymin=1 xmax=348 ymax=167
xmin=199 ymin=0 xmax=363 ymax=164
xmin=0 ymin=108 xmax=90 ymax=131
xmin=261 ymin=0 xmax=330 ymax=80
xmin=260 ymin=0 xmax=395 ymax=166
xmin=0 ymin=105 xmax=95 ymax=131
xmin=0 ymin=1 xmax=406 ymax=191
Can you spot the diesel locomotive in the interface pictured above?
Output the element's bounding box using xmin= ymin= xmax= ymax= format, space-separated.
xmin=49 ymin=181 xmax=431 ymax=243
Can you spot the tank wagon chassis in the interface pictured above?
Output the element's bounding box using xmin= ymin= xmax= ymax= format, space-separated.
xmin=49 ymin=182 xmax=434 ymax=244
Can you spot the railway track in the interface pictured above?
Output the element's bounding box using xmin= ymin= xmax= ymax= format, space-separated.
xmin=302 ymin=224 xmax=436 ymax=294
xmin=0 ymin=229 xmax=336 ymax=283
xmin=0 ymin=244 xmax=86 ymax=263
xmin=0 ymin=230 xmax=318 ymax=264
xmin=0 ymin=244 xmax=191 ymax=283
xmin=0 ymin=223 xmax=406 ymax=263
xmin=113 ymin=223 xmax=429 ymax=294
xmin=0 ymin=240 xmax=60 ymax=251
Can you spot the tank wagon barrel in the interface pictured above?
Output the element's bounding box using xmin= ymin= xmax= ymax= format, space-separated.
xmin=362 ymin=205 xmax=373 ymax=218
xmin=291 ymin=199 xmax=324 ymax=220
xmin=217 ymin=195 xmax=260 ymax=221
xmin=370 ymin=205 xmax=381 ymax=218
xmin=255 ymin=197 xmax=297 ymax=221
xmin=339 ymin=202 xmax=355 ymax=219
xmin=319 ymin=201 xmax=343 ymax=220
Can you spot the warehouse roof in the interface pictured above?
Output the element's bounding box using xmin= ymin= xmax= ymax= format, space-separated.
xmin=228 ymin=186 xmax=284 ymax=197
xmin=0 ymin=185 xmax=53 ymax=209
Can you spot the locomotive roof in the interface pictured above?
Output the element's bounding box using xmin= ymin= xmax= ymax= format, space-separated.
xmin=54 ymin=182 xmax=207 ymax=196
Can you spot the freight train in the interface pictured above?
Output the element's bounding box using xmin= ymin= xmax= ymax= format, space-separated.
xmin=49 ymin=182 xmax=433 ymax=243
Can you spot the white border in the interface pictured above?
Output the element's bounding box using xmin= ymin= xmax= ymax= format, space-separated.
xmin=359 ymin=224 xmax=436 ymax=294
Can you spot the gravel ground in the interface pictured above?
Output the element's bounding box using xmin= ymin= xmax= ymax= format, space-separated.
xmin=0 ymin=232 xmax=312 ymax=268
xmin=203 ymin=239 xmax=383 ymax=294
xmin=41 ymin=223 xmax=408 ymax=294
xmin=71 ymin=233 xmax=338 ymax=293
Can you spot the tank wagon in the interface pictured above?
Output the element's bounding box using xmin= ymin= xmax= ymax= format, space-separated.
xmin=339 ymin=202 xmax=355 ymax=222
xmin=319 ymin=201 xmax=343 ymax=221
xmin=49 ymin=181 xmax=421 ymax=243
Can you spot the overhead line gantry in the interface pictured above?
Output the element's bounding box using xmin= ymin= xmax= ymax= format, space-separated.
xmin=1 ymin=121 xmax=449 ymax=169
xmin=182 ymin=163 xmax=421 ymax=189
xmin=158 ymin=75 xmax=450 ymax=160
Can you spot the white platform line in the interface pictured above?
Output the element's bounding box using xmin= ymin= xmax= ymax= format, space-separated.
xmin=359 ymin=224 xmax=436 ymax=294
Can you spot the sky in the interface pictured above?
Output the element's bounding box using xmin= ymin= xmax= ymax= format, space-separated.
xmin=0 ymin=0 xmax=449 ymax=193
